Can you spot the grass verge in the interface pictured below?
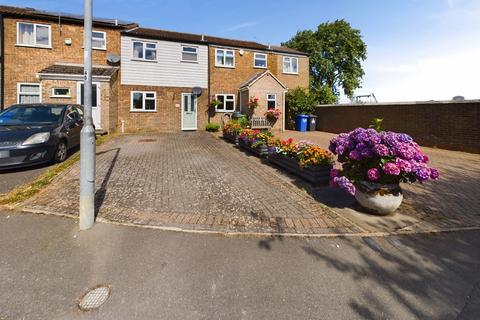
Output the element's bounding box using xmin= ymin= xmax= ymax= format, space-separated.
xmin=0 ymin=134 xmax=113 ymax=205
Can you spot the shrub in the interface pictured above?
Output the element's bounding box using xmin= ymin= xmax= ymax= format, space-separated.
xmin=205 ymin=123 xmax=220 ymax=132
xmin=286 ymin=87 xmax=316 ymax=128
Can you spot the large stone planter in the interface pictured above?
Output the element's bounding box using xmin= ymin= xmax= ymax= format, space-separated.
xmin=238 ymin=139 xmax=269 ymax=157
xmin=268 ymin=153 xmax=331 ymax=184
xmin=223 ymin=131 xmax=239 ymax=144
xmin=354 ymin=181 xmax=403 ymax=215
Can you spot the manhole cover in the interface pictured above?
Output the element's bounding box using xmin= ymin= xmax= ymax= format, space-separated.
xmin=78 ymin=285 xmax=111 ymax=311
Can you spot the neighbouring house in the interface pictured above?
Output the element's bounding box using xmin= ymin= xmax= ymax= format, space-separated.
xmin=208 ymin=40 xmax=309 ymax=131
xmin=0 ymin=5 xmax=309 ymax=133
xmin=0 ymin=5 xmax=136 ymax=132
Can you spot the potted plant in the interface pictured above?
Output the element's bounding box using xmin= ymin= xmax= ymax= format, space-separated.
xmin=269 ymin=139 xmax=333 ymax=184
xmin=329 ymin=128 xmax=439 ymax=215
xmin=238 ymin=129 xmax=272 ymax=157
xmin=222 ymin=119 xmax=245 ymax=144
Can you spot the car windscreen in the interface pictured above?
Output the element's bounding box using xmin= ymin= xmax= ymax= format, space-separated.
xmin=0 ymin=106 xmax=65 ymax=126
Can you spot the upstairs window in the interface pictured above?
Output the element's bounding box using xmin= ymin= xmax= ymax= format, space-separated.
xmin=215 ymin=94 xmax=235 ymax=112
xmin=17 ymin=22 xmax=51 ymax=48
xmin=181 ymin=46 xmax=198 ymax=62
xmin=215 ymin=49 xmax=235 ymax=67
xmin=92 ymin=31 xmax=107 ymax=50
xmin=283 ymin=56 xmax=298 ymax=74
xmin=254 ymin=53 xmax=267 ymax=68
xmin=131 ymin=91 xmax=157 ymax=111
xmin=133 ymin=41 xmax=157 ymax=61
xmin=267 ymin=94 xmax=276 ymax=110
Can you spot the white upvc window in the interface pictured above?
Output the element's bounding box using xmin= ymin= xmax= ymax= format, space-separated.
xmin=215 ymin=94 xmax=235 ymax=112
xmin=92 ymin=31 xmax=107 ymax=50
xmin=267 ymin=94 xmax=277 ymax=110
xmin=132 ymin=41 xmax=157 ymax=61
xmin=215 ymin=49 xmax=235 ymax=68
xmin=130 ymin=91 xmax=157 ymax=112
xmin=17 ymin=83 xmax=41 ymax=104
xmin=51 ymin=88 xmax=71 ymax=98
xmin=181 ymin=46 xmax=198 ymax=62
xmin=254 ymin=53 xmax=267 ymax=68
xmin=16 ymin=22 xmax=51 ymax=48
xmin=283 ymin=56 xmax=299 ymax=74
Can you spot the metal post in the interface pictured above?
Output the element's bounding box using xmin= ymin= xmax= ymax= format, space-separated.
xmin=79 ymin=0 xmax=96 ymax=230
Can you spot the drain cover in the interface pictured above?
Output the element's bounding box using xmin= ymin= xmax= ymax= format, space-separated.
xmin=78 ymin=285 xmax=111 ymax=311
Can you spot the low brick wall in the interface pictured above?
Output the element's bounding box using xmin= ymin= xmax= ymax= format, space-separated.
xmin=313 ymin=101 xmax=480 ymax=153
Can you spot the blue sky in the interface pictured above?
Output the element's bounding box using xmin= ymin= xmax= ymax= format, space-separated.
xmin=2 ymin=0 xmax=479 ymax=102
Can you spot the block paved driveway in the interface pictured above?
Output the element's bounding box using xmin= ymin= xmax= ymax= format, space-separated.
xmin=18 ymin=131 xmax=480 ymax=235
xmin=20 ymin=133 xmax=359 ymax=234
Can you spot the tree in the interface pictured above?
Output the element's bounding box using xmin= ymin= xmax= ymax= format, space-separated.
xmin=283 ymin=20 xmax=367 ymax=104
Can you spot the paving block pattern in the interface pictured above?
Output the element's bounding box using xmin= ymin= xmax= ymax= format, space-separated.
xmin=20 ymin=133 xmax=359 ymax=234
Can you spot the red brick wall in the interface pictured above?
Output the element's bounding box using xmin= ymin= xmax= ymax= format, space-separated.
xmin=118 ymin=85 xmax=209 ymax=132
xmin=313 ymin=102 xmax=480 ymax=153
xmin=2 ymin=16 xmax=121 ymax=107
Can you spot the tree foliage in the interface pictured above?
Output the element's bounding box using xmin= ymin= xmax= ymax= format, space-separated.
xmin=283 ymin=19 xmax=367 ymax=103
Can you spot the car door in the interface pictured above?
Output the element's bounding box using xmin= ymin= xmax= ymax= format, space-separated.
xmin=64 ymin=106 xmax=81 ymax=147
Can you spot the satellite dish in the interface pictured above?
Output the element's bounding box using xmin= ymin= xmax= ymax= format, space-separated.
xmin=192 ymin=87 xmax=202 ymax=96
xmin=107 ymin=54 xmax=120 ymax=64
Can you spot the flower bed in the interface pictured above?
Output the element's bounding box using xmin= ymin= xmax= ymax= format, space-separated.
xmin=238 ymin=129 xmax=275 ymax=157
xmin=270 ymin=138 xmax=334 ymax=184
xmin=222 ymin=119 xmax=245 ymax=144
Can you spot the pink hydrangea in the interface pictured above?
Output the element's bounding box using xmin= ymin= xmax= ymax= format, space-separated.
xmin=367 ymin=168 xmax=381 ymax=181
xmin=383 ymin=162 xmax=401 ymax=176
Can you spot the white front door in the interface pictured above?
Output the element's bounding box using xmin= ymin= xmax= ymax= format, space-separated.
xmin=181 ymin=93 xmax=197 ymax=130
xmin=77 ymin=82 xmax=101 ymax=129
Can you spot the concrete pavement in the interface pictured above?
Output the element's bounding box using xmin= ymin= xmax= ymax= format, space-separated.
xmin=1 ymin=211 xmax=479 ymax=319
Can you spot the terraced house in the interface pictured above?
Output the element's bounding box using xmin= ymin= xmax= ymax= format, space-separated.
xmin=0 ymin=5 xmax=309 ymax=133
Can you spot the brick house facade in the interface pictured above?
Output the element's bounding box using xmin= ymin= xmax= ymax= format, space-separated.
xmin=0 ymin=5 xmax=136 ymax=132
xmin=0 ymin=5 xmax=309 ymax=133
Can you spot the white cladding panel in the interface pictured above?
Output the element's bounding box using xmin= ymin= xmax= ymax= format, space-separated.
xmin=121 ymin=36 xmax=208 ymax=88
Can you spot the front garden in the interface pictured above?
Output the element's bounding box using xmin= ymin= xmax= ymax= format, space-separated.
xmin=222 ymin=118 xmax=440 ymax=215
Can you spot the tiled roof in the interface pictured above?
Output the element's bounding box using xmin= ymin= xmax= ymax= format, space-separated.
xmin=0 ymin=5 xmax=136 ymax=28
xmin=123 ymin=27 xmax=308 ymax=55
xmin=239 ymin=70 xmax=287 ymax=89
xmin=38 ymin=64 xmax=118 ymax=78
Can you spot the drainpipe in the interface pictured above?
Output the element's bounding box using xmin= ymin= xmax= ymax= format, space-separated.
xmin=0 ymin=14 xmax=4 ymax=111
xmin=282 ymin=90 xmax=287 ymax=132
xmin=207 ymin=42 xmax=211 ymax=123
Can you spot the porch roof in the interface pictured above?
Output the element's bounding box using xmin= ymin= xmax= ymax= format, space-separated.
xmin=37 ymin=64 xmax=118 ymax=82
xmin=239 ymin=70 xmax=287 ymax=90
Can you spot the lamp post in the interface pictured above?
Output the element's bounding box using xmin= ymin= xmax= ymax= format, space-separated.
xmin=79 ymin=0 xmax=96 ymax=230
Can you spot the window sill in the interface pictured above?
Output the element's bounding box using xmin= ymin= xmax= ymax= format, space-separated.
xmin=130 ymin=110 xmax=157 ymax=113
xmin=131 ymin=58 xmax=158 ymax=63
xmin=215 ymin=110 xmax=235 ymax=113
xmin=51 ymin=95 xmax=72 ymax=98
xmin=254 ymin=66 xmax=267 ymax=69
xmin=215 ymin=65 xmax=235 ymax=69
xmin=15 ymin=44 xmax=52 ymax=49
xmin=181 ymin=60 xmax=199 ymax=64
xmin=282 ymin=71 xmax=299 ymax=75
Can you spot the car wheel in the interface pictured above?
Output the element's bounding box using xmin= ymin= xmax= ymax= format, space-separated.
xmin=54 ymin=140 xmax=68 ymax=163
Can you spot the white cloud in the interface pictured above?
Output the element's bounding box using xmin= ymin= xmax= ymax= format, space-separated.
xmin=226 ymin=21 xmax=257 ymax=32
